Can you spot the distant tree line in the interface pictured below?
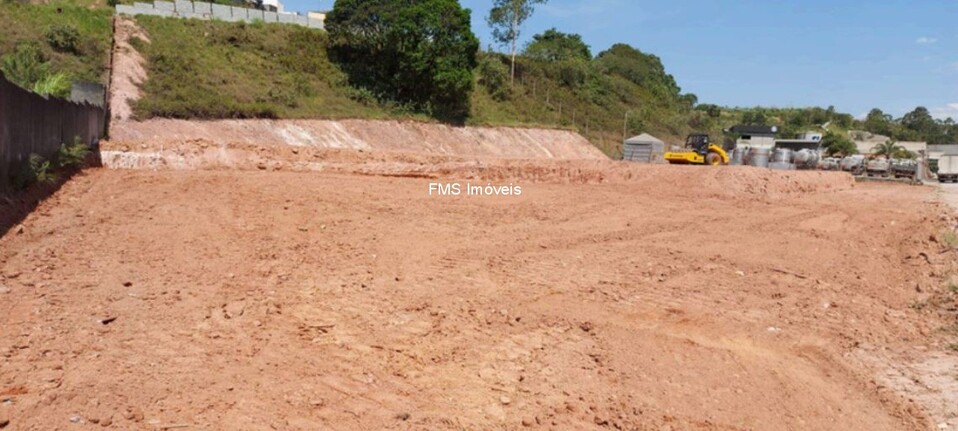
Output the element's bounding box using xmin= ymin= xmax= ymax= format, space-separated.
xmin=860 ymin=107 xmax=958 ymax=145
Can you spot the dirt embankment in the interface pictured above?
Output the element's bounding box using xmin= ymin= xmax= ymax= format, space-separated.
xmin=108 ymin=16 xmax=148 ymax=121
xmin=108 ymin=118 xmax=609 ymax=160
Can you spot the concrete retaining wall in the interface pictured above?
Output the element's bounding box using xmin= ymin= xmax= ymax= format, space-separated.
xmin=211 ymin=3 xmax=231 ymax=19
xmin=174 ymin=0 xmax=192 ymax=13
xmin=115 ymin=1 xmax=324 ymax=29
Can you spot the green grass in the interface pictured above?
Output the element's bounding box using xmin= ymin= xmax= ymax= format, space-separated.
xmin=132 ymin=17 xmax=422 ymax=120
xmin=0 ymin=2 xmax=112 ymax=85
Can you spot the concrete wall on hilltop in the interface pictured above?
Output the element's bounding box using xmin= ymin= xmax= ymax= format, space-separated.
xmin=116 ymin=1 xmax=324 ymax=29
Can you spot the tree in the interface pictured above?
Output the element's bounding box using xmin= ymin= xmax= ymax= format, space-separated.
xmin=487 ymin=0 xmax=547 ymax=84
xmin=326 ymin=0 xmax=479 ymax=121
xmin=476 ymin=52 xmax=510 ymax=101
xmin=863 ymin=108 xmax=893 ymax=137
xmin=892 ymin=148 xmax=917 ymax=159
xmin=821 ymin=131 xmax=857 ymax=156
xmin=871 ymin=140 xmax=903 ymax=158
xmin=695 ymin=104 xmax=722 ymax=118
xmin=900 ymin=106 xmax=939 ymax=141
xmin=593 ymin=44 xmax=681 ymax=98
xmin=741 ymin=110 xmax=768 ymax=125
xmin=523 ymin=28 xmax=590 ymax=62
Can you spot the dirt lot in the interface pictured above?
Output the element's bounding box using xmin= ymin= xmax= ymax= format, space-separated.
xmin=1 ymin=160 xmax=957 ymax=430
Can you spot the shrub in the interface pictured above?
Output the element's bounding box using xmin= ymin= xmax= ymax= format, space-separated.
xmin=345 ymin=86 xmax=378 ymax=106
xmin=46 ymin=24 xmax=81 ymax=53
xmin=1 ymin=42 xmax=50 ymax=90
xmin=56 ymin=137 xmax=92 ymax=169
xmin=32 ymin=72 xmax=72 ymax=98
xmin=477 ymin=54 xmax=510 ymax=101
xmin=13 ymin=154 xmax=56 ymax=190
xmin=1 ymin=42 xmax=73 ymax=98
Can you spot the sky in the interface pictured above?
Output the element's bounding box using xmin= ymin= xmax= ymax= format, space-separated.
xmin=285 ymin=0 xmax=958 ymax=120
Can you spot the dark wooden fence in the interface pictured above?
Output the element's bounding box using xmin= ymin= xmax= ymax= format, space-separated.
xmin=0 ymin=71 xmax=106 ymax=190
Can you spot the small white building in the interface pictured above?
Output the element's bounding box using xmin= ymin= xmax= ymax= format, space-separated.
xmin=262 ymin=0 xmax=283 ymax=12
xmin=851 ymin=131 xmax=926 ymax=155
xmin=726 ymin=125 xmax=779 ymax=150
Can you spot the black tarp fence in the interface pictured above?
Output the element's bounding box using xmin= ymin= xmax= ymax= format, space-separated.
xmin=0 ymin=71 xmax=106 ymax=191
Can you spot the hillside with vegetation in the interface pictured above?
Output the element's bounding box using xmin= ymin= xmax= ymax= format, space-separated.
xmin=3 ymin=0 xmax=956 ymax=157
xmin=128 ymin=14 xmax=707 ymax=155
xmin=0 ymin=1 xmax=112 ymax=97
xmin=129 ymin=17 xmax=392 ymax=120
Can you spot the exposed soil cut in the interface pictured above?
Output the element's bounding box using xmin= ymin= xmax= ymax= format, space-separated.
xmin=108 ymin=119 xmax=609 ymax=160
xmin=108 ymin=16 xmax=148 ymax=121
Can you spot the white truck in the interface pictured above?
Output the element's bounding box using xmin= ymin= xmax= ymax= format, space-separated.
xmin=938 ymin=154 xmax=958 ymax=183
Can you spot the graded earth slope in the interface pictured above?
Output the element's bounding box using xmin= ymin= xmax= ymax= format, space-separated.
xmin=108 ymin=118 xmax=608 ymax=160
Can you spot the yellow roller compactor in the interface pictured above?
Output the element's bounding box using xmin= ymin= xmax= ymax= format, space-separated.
xmin=664 ymin=134 xmax=729 ymax=166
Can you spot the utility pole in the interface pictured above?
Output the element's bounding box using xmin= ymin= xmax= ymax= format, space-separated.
xmin=623 ymin=103 xmax=640 ymax=142
xmin=623 ymin=110 xmax=631 ymax=143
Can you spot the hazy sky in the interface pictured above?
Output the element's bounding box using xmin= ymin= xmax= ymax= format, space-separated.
xmin=287 ymin=0 xmax=958 ymax=120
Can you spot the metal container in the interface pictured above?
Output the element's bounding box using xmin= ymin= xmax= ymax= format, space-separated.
xmin=731 ymin=147 xmax=748 ymax=165
xmin=820 ymin=157 xmax=840 ymax=170
xmin=772 ymin=148 xmax=793 ymax=163
xmin=792 ymin=149 xmax=820 ymax=169
xmin=748 ymin=148 xmax=770 ymax=168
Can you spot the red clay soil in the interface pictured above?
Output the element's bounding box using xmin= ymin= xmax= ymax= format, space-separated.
xmin=1 ymin=162 xmax=957 ymax=430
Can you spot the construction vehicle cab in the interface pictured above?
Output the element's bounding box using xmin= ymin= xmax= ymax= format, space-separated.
xmin=664 ymin=134 xmax=730 ymax=165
